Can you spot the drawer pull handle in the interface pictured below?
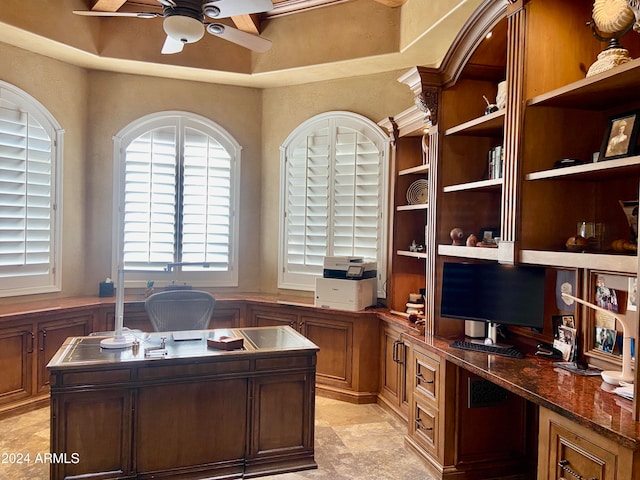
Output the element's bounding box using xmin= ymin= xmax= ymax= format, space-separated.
xmin=558 ymin=460 xmax=598 ymax=480
xmin=415 ymin=372 xmax=434 ymax=383
xmin=415 ymin=418 xmax=433 ymax=431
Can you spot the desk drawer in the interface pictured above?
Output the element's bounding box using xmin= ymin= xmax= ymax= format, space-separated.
xmin=408 ymin=392 xmax=439 ymax=459
xmin=412 ymin=345 xmax=440 ymax=406
xmin=538 ymin=407 xmax=625 ymax=480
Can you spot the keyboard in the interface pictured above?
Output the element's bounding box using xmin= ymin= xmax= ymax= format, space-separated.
xmin=450 ymin=340 xmax=525 ymax=359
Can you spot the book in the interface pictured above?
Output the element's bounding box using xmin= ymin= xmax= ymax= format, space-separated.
xmin=207 ymin=336 xmax=244 ymax=350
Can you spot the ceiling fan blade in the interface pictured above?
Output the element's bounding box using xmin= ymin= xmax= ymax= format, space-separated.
xmin=202 ymin=0 xmax=273 ymax=19
xmin=161 ymin=35 xmax=185 ymax=54
xmin=73 ymin=10 xmax=161 ymax=18
xmin=206 ymin=23 xmax=272 ymax=52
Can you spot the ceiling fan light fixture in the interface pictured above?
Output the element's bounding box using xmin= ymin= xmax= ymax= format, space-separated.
xmin=207 ymin=23 xmax=225 ymax=35
xmin=203 ymin=5 xmax=221 ymax=18
xmin=163 ymin=15 xmax=204 ymax=43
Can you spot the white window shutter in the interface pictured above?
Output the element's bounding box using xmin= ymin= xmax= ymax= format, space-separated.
xmin=279 ymin=112 xmax=389 ymax=294
xmin=0 ymin=82 xmax=61 ymax=296
xmin=115 ymin=112 xmax=240 ymax=287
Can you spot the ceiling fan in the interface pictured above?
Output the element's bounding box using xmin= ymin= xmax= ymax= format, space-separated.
xmin=73 ymin=0 xmax=273 ymax=54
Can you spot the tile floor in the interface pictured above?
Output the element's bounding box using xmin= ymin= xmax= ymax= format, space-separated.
xmin=0 ymin=396 xmax=435 ymax=480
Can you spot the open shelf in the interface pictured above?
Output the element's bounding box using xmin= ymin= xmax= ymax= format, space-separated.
xmin=519 ymin=249 xmax=637 ymax=274
xmin=527 ymin=56 xmax=640 ymax=110
xmin=397 ymin=203 xmax=428 ymax=211
xmin=526 ymin=155 xmax=640 ymax=181
xmin=437 ymin=244 xmax=499 ymax=260
xmin=443 ymin=178 xmax=503 ymax=193
xmin=397 ymin=250 xmax=428 ymax=259
xmin=399 ymin=164 xmax=429 ymax=176
xmin=444 ymin=110 xmax=505 ymax=137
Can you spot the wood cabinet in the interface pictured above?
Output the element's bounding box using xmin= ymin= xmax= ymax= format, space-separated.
xmin=36 ymin=313 xmax=92 ymax=394
xmin=120 ymin=300 xmax=245 ymax=332
xmin=386 ymin=135 xmax=430 ymax=313
xmin=0 ymin=322 xmax=34 ymax=409
xmin=382 ymin=0 xmax=640 ymax=416
xmin=378 ymin=322 xmax=411 ymax=420
xmin=248 ymin=305 xmax=379 ymax=403
xmin=246 ymin=372 xmax=315 ymax=477
xmin=406 ymin=341 xmax=532 ymax=479
xmin=49 ymin=327 xmax=318 ymax=480
xmin=538 ymin=406 xmax=638 ymax=480
xmin=0 ymin=310 xmax=93 ymax=418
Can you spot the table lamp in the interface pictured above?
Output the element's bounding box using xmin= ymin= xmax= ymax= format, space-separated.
xmin=562 ymin=292 xmax=634 ymax=385
xmin=100 ymin=266 xmax=134 ymax=349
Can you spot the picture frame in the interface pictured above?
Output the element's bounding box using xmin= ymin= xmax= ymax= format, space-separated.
xmin=628 ymin=277 xmax=637 ymax=312
xmin=599 ymin=111 xmax=640 ymax=161
xmin=595 ymin=326 xmax=617 ymax=354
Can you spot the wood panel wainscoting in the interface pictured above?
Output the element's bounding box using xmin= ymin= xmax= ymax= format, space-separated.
xmin=2 ymin=296 xmax=640 ymax=479
xmin=0 ymin=295 xmax=384 ymax=420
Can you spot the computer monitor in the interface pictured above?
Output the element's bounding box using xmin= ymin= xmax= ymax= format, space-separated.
xmin=440 ymin=262 xmax=546 ymax=333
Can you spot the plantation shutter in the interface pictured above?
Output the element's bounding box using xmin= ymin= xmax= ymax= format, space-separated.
xmin=123 ymin=126 xmax=178 ymax=270
xmin=285 ymin=125 xmax=331 ymax=274
xmin=0 ymin=96 xmax=56 ymax=291
xmin=181 ymin=127 xmax=232 ymax=271
xmin=121 ymin=118 xmax=235 ymax=275
xmin=280 ymin=113 xmax=388 ymax=292
xmin=333 ymin=125 xmax=381 ymax=260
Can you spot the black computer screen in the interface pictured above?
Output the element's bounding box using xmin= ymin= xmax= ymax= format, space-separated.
xmin=440 ymin=262 xmax=546 ymax=329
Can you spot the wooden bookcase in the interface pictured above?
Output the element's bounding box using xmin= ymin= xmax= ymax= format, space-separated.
xmin=381 ymin=0 xmax=640 ymax=421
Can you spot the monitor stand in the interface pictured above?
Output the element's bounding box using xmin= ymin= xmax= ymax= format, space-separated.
xmin=469 ymin=322 xmax=512 ymax=349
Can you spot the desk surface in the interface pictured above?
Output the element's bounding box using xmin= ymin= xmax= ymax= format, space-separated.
xmin=47 ymin=326 xmax=319 ymax=370
xmin=418 ymin=334 xmax=640 ymax=450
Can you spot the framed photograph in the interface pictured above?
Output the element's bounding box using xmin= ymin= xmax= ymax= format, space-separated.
xmin=627 ymin=277 xmax=637 ymax=312
xmin=595 ymin=326 xmax=617 ymax=354
xmin=552 ymin=315 xmax=575 ymax=338
xmin=599 ymin=111 xmax=640 ymax=161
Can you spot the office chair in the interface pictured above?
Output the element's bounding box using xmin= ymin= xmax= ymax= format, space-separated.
xmin=144 ymin=290 xmax=216 ymax=332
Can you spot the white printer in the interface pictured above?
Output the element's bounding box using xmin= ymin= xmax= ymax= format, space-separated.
xmin=322 ymin=256 xmax=377 ymax=280
xmin=315 ymin=257 xmax=377 ymax=311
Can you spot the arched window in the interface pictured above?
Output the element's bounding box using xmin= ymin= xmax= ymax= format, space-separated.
xmin=113 ymin=112 xmax=240 ymax=287
xmin=279 ymin=111 xmax=390 ymax=296
xmin=0 ymin=81 xmax=62 ymax=297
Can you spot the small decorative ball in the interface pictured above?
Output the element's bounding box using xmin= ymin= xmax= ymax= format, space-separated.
xmin=566 ymin=235 xmax=589 ymax=252
xmin=450 ymin=227 xmax=464 ymax=246
xmin=466 ymin=234 xmax=478 ymax=247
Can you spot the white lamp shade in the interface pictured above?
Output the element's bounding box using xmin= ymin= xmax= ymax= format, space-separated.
xmin=163 ymin=15 xmax=204 ymax=44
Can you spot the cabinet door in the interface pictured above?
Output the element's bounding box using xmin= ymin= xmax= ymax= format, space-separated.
xmin=37 ymin=314 xmax=92 ymax=393
xmin=301 ymin=315 xmax=352 ymax=388
xmin=246 ymin=372 xmax=315 ymax=475
xmin=211 ymin=305 xmax=242 ymax=328
xmin=250 ymin=306 xmax=298 ymax=330
xmin=136 ymin=378 xmax=247 ymax=477
xmin=122 ymin=303 xmax=153 ymax=332
xmin=379 ymin=325 xmax=409 ymax=419
xmin=50 ymin=388 xmax=134 ymax=480
xmin=0 ymin=323 xmax=34 ymax=407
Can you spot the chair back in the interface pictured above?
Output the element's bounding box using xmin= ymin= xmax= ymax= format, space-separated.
xmin=144 ymin=290 xmax=216 ymax=332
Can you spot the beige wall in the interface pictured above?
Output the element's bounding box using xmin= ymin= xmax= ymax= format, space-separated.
xmin=83 ymin=71 xmax=264 ymax=293
xmin=0 ymin=42 xmax=89 ymax=303
xmin=0 ymin=40 xmax=415 ymax=303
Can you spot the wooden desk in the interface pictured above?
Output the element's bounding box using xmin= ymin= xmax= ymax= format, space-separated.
xmin=398 ymin=326 xmax=640 ymax=480
xmin=47 ymin=326 xmax=318 ymax=480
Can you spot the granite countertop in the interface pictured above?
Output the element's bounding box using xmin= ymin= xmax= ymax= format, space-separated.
xmin=415 ymin=333 xmax=640 ymax=450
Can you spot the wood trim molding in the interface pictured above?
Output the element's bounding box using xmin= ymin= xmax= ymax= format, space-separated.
xmin=438 ymin=0 xmax=509 ymax=88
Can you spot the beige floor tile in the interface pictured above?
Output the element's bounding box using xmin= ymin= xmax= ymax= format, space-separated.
xmin=0 ymin=397 xmax=434 ymax=480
